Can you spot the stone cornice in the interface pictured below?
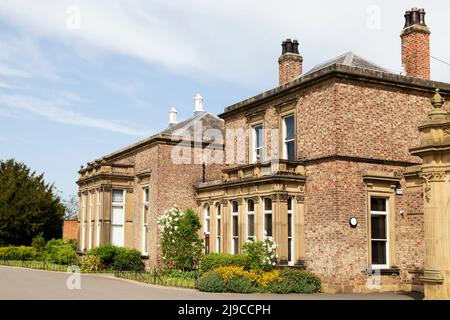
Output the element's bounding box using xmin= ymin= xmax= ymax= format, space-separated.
xmin=220 ymin=64 xmax=450 ymax=118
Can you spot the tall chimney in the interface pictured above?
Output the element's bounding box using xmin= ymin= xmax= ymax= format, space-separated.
xmin=194 ymin=93 xmax=204 ymax=115
xmin=278 ymin=38 xmax=303 ymax=86
xmin=401 ymin=8 xmax=430 ymax=79
xmin=169 ymin=107 xmax=177 ymax=126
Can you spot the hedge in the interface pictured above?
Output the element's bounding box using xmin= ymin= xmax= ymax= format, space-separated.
xmin=0 ymin=246 xmax=37 ymax=260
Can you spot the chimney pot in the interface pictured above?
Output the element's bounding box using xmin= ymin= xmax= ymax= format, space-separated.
xmin=194 ymin=93 xmax=204 ymax=114
xmin=169 ymin=107 xmax=177 ymax=126
xmin=401 ymin=8 xmax=430 ymax=79
xmin=278 ymin=38 xmax=303 ymax=85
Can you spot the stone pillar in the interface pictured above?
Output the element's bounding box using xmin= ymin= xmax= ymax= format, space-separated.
xmin=295 ymin=195 xmax=306 ymax=265
xmin=274 ymin=194 xmax=289 ymax=265
xmin=222 ymin=200 xmax=230 ymax=254
xmin=410 ymin=89 xmax=450 ymax=299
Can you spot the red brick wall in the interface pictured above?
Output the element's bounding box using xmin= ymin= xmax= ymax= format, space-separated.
xmin=401 ymin=28 xmax=430 ymax=79
xmin=279 ymin=54 xmax=302 ymax=85
xmin=63 ymin=220 xmax=78 ymax=240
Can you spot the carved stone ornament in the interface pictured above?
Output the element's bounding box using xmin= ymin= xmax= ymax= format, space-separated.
xmin=296 ymin=195 xmax=305 ymax=203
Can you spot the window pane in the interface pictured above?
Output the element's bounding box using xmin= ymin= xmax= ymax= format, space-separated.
xmin=205 ymin=206 xmax=210 ymax=217
xmin=371 ymin=215 xmax=387 ymax=239
xmin=288 ymin=239 xmax=292 ymax=262
xmin=144 ymin=188 xmax=149 ymax=202
xmin=143 ymin=205 xmax=148 ymax=224
xmin=286 ymin=140 xmax=295 ymax=160
xmin=287 ymin=197 xmax=292 ymax=211
xmin=216 ymin=204 xmax=221 ymax=216
xmin=233 ymin=216 xmax=239 ymax=236
xmin=112 ymin=189 xmax=123 ymax=203
xmin=248 ymin=215 xmax=255 ymax=237
xmin=284 ymin=115 xmax=294 ymax=140
xmin=247 ymin=199 xmax=254 ymax=212
xmin=233 ymin=239 xmax=239 ymax=254
xmin=232 ymin=201 xmax=238 ymax=213
xmin=265 ymin=214 xmax=272 ymax=237
xmin=217 ymin=219 xmax=221 ymax=236
xmin=264 ymin=198 xmax=272 ymax=211
xmin=371 ymin=197 xmax=386 ymax=212
xmin=288 ymin=213 xmax=292 ymax=237
xmin=205 ymin=218 xmax=210 ymax=233
xmin=111 ymin=206 xmax=124 ymax=224
xmin=255 ymin=125 xmax=263 ymax=148
xmin=372 ymin=240 xmax=387 ymax=265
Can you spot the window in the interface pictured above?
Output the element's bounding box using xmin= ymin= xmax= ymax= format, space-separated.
xmin=216 ymin=203 xmax=221 ymax=253
xmin=142 ymin=187 xmax=149 ymax=255
xmin=204 ymin=205 xmax=210 ymax=254
xmin=231 ymin=201 xmax=239 ymax=254
xmin=264 ymin=198 xmax=273 ymax=239
xmin=81 ymin=193 xmax=86 ymax=250
xmin=246 ymin=199 xmax=255 ymax=241
xmin=287 ymin=197 xmax=294 ymax=265
xmin=88 ymin=191 xmax=93 ymax=250
xmin=283 ymin=114 xmax=295 ymax=160
xmin=252 ymin=124 xmax=264 ymax=163
xmin=96 ymin=189 xmax=101 ymax=247
xmin=371 ymin=197 xmax=389 ymax=268
xmin=111 ymin=189 xmax=125 ymax=247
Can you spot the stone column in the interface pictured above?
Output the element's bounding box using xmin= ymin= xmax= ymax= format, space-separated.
xmin=274 ymin=194 xmax=289 ymax=265
xmin=295 ymin=195 xmax=306 ymax=266
xmin=410 ymin=89 xmax=450 ymax=299
xmin=222 ymin=200 xmax=230 ymax=254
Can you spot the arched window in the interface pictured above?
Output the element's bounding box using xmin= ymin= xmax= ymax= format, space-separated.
xmin=216 ymin=202 xmax=221 ymax=253
xmin=246 ymin=199 xmax=255 ymax=241
xmin=231 ymin=200 xmax=239 ymax=254
xmin=204 ymin=205 xmax=210 ymax=254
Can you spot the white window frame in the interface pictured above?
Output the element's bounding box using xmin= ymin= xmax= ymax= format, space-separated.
xmin=370 ymin=197 xmax=389 ymax=269
xmin=81 ymin=193 xmax=86 ymax=251
xmin=282 ymin=114 xmax=295 ymax=160
xmin=141 ymin=187 xmax=149 ymax=256
xmin=263 ymin=198 xmax=273 ymax=240
xmin=204 ymin=205 xmax=210 ymax=235
xmin=111 ymin=189 xmax=125 ymax=247
xmin=96 ymin=189 xmax=101 ymax=247
xmin=252 ymin=124 xmax=264 ymax=163
xmin=246 ymin=199 xmax=256 ymax=242
xmin=231 ymin=201 xmax=239 ymax=254
xmin=216 ymin=203 xmax=221 ymax=253
xmin=287 ymin=197 xmax=294 ymax=266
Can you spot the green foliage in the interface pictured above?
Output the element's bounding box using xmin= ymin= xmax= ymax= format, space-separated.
xmin=200 ymin=253 xmax=248 ymax=272
xmin=31 ymin=233 xmax=46 ymax=253
xmin=112 ymin=248 xmax=145 ymax=271
xmin=80 ymin=255 xmax=102 ymax=272
xmin=45 ymin=239 xmax=78 ymax=264
xmin=89 ymin=245 xmax=144 ymax=271
xmin=89 ymin=245 xmax=119 ymax=267
xmin=197 ymin=272 xmax=226 ymax=292
xmin=242 ymin=238 xmax=279 ymax=271
xmin=268 ymin=269 xmax=322 ymax=294
xmin=62 ymin=194 xmax=78 ymax=220
xmin=158 ymin=207 xmax=204 ymax=270
xmin=198 ymin=270 xmax=261 ymax=293
xmin=0 ymin=246 xmax=37 ymax=260
xmin=0 ymin=159 xmax=65 ymax=245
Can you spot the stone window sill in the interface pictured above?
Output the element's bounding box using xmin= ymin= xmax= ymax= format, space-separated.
xmin=367 ymin=267 xmax=400 ymax=276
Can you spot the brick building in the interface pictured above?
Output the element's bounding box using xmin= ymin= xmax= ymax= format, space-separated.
xmin=77 ymin=8 xmax=450 ymax=294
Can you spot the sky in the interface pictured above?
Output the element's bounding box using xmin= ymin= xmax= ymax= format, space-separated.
xmin=0 ymin=0 xmax=449 ymax=200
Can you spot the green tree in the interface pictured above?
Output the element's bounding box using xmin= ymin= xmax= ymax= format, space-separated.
xmin=158 ymin=206 xmax=203 ymax=270
xmin=63 ymin=194 xmax=78 ymax=220
xmin=0 ymin=159 xmax=65 ymax=246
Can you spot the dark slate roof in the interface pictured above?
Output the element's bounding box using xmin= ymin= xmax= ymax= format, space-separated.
xmin=301 ymin=51 xmax=391 ymax=77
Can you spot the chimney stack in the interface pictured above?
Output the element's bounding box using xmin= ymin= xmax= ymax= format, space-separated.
xmin=194 ymin=93 xmax=204 ymax=115
xmin=401 ymin=8 xmax=430 ymax=79
xmin=169 ymin=107 xmax=177 ymax=126
xmin=278 ymin=38 xmax=303 ymax=86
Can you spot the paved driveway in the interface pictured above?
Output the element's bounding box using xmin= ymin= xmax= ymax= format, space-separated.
xmin=0 ymin=266 xmax=421 ymax=300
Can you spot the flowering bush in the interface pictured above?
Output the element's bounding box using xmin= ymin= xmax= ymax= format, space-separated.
xmin=242 ymin=238 xmax=278 ymax=271
xmin=158 ymin=206 xmax=203 ymax=270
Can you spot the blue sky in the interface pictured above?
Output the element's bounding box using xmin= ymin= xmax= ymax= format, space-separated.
xmin=0 ymin=0 xmax=449 ymax=200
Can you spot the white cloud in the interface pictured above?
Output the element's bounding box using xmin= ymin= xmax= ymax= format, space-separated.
xmin=0 ymin=81 xmax=16 ymax=89
xmin=0 ymin=92 xmax=149 ymax=136
xmin=0 ymin=0 xmax=448 ymax=87
xmin=0 ymin=63 xmax=30 ymax=78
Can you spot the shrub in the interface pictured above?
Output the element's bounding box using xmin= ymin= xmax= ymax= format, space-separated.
xmin=80 ymin=255 xmax=102 ymax=272
xmin=45 ymin=239 xmax=78 ymax=264
xmin=198 ymin=266 xmax=279 ymax=293
xmin=200 ymin=253 xmax=248 ymax=272
xmin=31 ymin=233 xmax=46 ymax=253
xmin=112 ymin=248 xmax=145 ymax=271
xmin=198 ymin=272 xmax=226 ymax=292
xmin=268 ymin=269 xmax=322 ymax=294
xmin=0 ymin=246 xmax=37 ymax=260
xmin=158 ymin=207 xmax=203 ymax=270
xmin=242 ymin=238 xmax=278 ymax=271
xmin=89 ymin=245 xmax=119 ymax=267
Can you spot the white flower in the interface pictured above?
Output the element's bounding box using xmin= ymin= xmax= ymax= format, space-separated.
xmin=272 ymin=262 xmax=276 ymax=266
